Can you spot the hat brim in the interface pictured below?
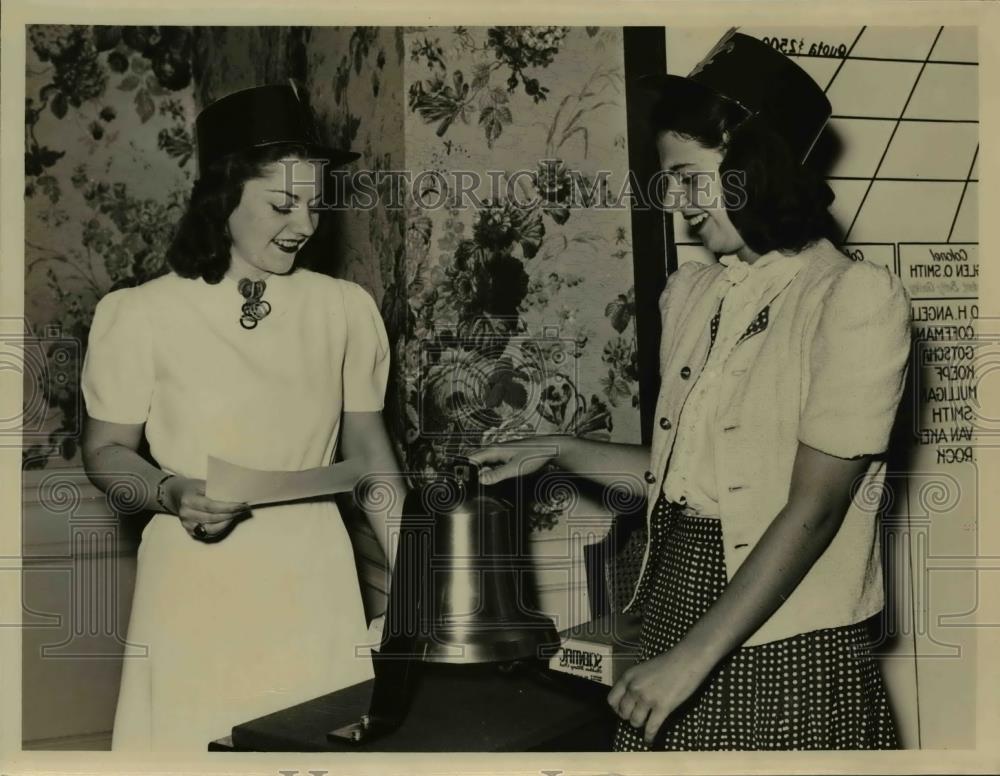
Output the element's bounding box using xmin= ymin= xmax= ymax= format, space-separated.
xmin=634 ymin=72 xmax=706 ymax=95
xmin=253 ymin=139 xmax=361 ymax=167
xmin=634 ymin=73 xmax=753 ymax=118
xmin=634 ymin=72 xmax=689 ymax=93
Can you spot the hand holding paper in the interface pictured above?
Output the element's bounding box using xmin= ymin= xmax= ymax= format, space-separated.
xmin=206 ymin=455 xmax=367 ymax=506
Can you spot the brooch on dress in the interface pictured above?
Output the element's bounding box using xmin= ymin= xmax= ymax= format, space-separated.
xmin=238 ymin=278 xmax=272 ymax=329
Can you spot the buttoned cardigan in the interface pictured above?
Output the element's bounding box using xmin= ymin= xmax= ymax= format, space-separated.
xmin=622 ymin=238 xmax=911 ymax=646
xmin=663 ymin=250 xmax=806 ymax=514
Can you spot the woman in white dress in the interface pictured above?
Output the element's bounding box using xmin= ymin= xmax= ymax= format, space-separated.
xmin=81 ymin=84 xmax=406 ymax=751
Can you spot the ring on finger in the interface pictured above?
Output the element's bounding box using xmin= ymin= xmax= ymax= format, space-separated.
xmin=193 ymin=523 xmax=208 ymax=539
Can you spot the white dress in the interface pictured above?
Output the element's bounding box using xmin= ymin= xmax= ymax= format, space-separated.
xmin=81 ymin=268 xmax=390 ymax=751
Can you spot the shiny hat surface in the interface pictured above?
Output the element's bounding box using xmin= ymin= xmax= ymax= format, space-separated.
xmin=641 ymin=29 xmax=832 ymax=162
xmin=194 ymin=83 xmax=360 ymax=174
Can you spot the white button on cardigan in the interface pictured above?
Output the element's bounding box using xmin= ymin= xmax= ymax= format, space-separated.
xmin=663 ymin=250 xmax=806 ymax=517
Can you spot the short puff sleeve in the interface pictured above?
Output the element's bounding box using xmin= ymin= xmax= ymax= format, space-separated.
xmin=342 ymin=282 xmax=391 ymax=412
xmin=799 ymin=261 xmax=911 ymax=458
xmin=658 ymin=261 xmax=703 ymax=318
xmin=658 ymin=260 xmax=708 ymax=363
xmin=81 ymin=288 xmax=154 ymax=424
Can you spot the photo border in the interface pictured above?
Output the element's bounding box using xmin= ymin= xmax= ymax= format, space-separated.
xmin=3 ymin=1 xmax=999 ymax=774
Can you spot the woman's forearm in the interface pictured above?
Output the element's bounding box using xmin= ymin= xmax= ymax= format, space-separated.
xmin=681 ymin=496 xmax=845 ymax=668
xmin=548 ymin=436 xmax=651 ymax=500
xmin=83 ymin=443 xmax=170 ymax=515
xmin=679 ymin=443 xmax=868 ymax=667
xmin=338 ymin=412 xmax=409 ymax=572
xmin=356 ymin=457 xmax=407 ymax=569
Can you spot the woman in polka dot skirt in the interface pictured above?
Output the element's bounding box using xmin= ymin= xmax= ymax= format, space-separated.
xmin=471 ymin=31 xmax=910 ymax=751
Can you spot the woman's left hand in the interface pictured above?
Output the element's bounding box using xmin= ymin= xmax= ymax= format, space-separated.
xmin=607 ymin=641 xmax=718 ymax=745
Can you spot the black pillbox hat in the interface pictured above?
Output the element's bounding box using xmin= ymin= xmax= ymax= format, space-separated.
xmin=644 ymin=30 xmax=832 ymax=162
xmin=195 ymin=83 xmax=360 ymax=174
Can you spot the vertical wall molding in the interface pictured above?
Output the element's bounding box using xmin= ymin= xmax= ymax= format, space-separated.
xmin=623 ymin=27 xmax=672 ymax=445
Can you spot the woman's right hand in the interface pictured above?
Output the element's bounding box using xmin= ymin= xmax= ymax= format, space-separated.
xmin=466 ymin=437 xmax=563 ymax=485
xmin=161 ymin=477 xmax=251 ymax=542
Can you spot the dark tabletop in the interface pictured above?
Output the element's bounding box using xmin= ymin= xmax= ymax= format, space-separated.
xmin=225 ymin=661 xmax=616 ymax=752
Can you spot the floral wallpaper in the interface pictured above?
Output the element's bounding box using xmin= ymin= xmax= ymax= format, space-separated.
xmin=401 ymin=26 xmax=639 ymax=531
xmin=23 ymin=25 xmax=197 ymax=469
xmin=300 ymin=27 xmax=410 ymax=458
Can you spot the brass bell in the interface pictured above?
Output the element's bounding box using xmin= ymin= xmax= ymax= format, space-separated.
xmin=408 ymin=457 xmax=558 ymax=664
xmin=329 ymin=457 xmax=558 ymax=744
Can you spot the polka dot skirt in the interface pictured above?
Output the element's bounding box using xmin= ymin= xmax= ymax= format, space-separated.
xmin=613 ymin=494 xmax=899 ymax=751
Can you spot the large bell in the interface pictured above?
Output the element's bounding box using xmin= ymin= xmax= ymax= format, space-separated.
xmin=392 ymin=458 xmax=558 ymax=664
xmin=328 ymin=458 xmax=559 ymax=743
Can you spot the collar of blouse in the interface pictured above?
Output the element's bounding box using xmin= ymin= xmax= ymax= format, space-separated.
xmin=717 ymin=250 xmax=806 ymax=306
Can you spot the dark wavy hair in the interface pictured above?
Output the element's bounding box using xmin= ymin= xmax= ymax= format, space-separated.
xmin=649 ymin=78 xmax=839 ymax=255
xmin=166 ymin=142 xmax=315 ymax=283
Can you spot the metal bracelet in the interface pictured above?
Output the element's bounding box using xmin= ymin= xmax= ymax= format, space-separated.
xmin=154 ymin=473 xmax=176 ymax=514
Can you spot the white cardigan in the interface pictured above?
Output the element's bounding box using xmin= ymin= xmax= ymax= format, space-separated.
xmin=623 ymin=238 xmax=912 ymax=646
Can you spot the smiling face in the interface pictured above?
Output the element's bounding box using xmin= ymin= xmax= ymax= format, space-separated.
xmin=656 ymin=130 xmax=748 ymax=258
xmin=226 ymin=156 xmax=323 ymax=279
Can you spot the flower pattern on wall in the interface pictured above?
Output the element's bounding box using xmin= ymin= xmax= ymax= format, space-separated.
xmin=23 ymin=25 xmax=196 ymax=469
xmin=299 ymin=27 xmax=411 ymax=467
xmin=408 ymin=26 xmax=569 ymax=148
xmin=403 ymin=27 xmax=638 ymax=531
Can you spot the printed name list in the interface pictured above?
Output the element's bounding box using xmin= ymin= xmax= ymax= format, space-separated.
xmin=900 ymin=243 xmax=978 ymax=465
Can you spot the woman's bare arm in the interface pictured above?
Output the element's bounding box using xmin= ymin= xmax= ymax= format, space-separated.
xmin=339 ymin=411 xmax=409 ymax=570
xmin=609 ymin=441 xmax=871 ymax=743
xmin=82 ymin=414 xmax=248 ymax=537
xmin=82 ymin=415 xmax=172 ymax=514
xmin=468 ymin=436 xmax=651 ymax=501
xmin=683 ymin=442 xmax=870 ymax=659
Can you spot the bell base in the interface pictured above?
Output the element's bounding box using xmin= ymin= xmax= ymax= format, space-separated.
xmin=327 ymin=712 xmax=396 ymax=745
xmin=420 ymin=625 xmax=560 ymax=665
xmin=328 ymin=720 xmax=370 ymax=745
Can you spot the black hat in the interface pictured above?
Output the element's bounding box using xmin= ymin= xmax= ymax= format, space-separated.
xmin=195 ymin=83 xmax=360 ymax=174
xmin=643 ymin=30 xmax=831 ymax=162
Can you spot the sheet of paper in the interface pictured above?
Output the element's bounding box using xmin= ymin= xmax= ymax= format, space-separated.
xmin=206 ymin=455 xmax=367 ymax=505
